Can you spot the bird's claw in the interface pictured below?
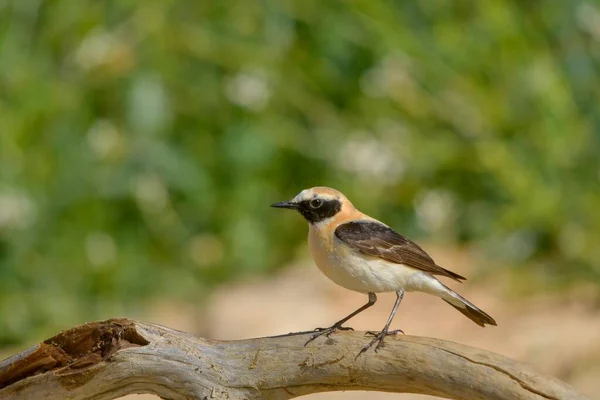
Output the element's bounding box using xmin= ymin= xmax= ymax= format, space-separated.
xmin=356 ymin=329 xmax=403 ymax=358
xmin=314 ymin=326 xmax=354 ymax=333
xmin=364 ymin=329 xmax=403 ymax=337
xmin=305 ymin=324 xmax=354 ymax=346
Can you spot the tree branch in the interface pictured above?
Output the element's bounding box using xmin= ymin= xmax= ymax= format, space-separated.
xmin=0 ymin=318 xmax=589 ymax=400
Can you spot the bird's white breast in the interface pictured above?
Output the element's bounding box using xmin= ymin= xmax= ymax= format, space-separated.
xmin=308 ymin=224 xmax=432 ymax=294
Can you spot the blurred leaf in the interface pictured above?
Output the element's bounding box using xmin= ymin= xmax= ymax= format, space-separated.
xmin=1 ymin=0 xmax=600 ymax=345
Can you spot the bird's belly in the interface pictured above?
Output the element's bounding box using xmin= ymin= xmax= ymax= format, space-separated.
xmin=310 ymin=238 xmax=422 ymax=293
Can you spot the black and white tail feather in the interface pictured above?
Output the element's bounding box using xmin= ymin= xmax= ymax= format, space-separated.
xmin=440 ymin=282 xmax=496 ymax=327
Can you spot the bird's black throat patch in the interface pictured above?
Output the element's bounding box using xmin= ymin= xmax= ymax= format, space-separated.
xmin=296 ymin=199 xmax=342 ymax=224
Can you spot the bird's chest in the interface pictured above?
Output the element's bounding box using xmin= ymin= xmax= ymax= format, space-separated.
xmin=308 ymin=228 xmax=371 ymax=292
xmin=308 ymin=229 xmax=342 ymax=272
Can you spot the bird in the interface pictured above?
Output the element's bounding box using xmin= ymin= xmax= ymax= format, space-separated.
xmin=272 ymin=186 xmax=496 ymax=357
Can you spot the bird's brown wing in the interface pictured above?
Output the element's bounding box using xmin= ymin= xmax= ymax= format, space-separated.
xmin=334 ymin=220 xmax=465 ymax=282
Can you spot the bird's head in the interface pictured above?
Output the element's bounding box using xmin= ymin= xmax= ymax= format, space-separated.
xmin=271 ymin=186 xmax=350 ymax=224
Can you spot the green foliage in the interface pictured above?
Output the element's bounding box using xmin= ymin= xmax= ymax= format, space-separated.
xmin=1 ymin=0 xmax=599 ymax=345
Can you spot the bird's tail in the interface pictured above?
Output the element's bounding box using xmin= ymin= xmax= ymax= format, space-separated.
xmin=440 ymin=284 xmax=497 ymax=327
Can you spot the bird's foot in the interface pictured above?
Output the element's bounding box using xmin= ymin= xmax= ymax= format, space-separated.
xmin=356 ymin=329 xmax=404 ymax=358
xmin=364 ymin=329 xmax=404 ymax=337
xmin=304 ymin=324 xmax=354 ymax=346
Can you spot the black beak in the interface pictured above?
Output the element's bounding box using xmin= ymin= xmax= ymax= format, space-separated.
xmin=271 ymin=200 xmax=298 ymax=210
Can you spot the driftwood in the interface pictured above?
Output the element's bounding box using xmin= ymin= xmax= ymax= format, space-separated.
xmin=0 ymin=318 xmax=590 ymax=400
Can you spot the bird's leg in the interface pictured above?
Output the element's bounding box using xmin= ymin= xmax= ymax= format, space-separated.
xmin=357 ymin=289 xmax=404 ymax=358
xmin=305 ymin=293 xmax=377 ymax=346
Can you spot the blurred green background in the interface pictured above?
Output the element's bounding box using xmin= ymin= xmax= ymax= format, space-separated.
xmin=1 ymin=0 xmax=599 ymax=347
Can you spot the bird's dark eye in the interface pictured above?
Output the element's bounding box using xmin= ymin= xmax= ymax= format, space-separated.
xmin=310 ymin=198 xmax=323 ymax=209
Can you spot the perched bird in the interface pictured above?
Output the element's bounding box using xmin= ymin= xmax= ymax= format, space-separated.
xmin=272 ymin=186 xmax=496 ymax=356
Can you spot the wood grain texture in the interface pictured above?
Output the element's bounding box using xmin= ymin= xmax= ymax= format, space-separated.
xmin=0 ymin=318 xmax=590 ymax=400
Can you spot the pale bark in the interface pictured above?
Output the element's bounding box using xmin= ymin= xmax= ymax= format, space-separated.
xmin=0 ymin=318 xmax=589 ymax=400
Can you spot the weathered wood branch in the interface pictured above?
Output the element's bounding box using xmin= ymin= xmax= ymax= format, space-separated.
xmin=0 ymin=318 xmax=589 ymax=400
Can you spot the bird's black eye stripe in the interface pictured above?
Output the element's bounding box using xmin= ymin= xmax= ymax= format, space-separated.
xmin=310 ymin=198 xmax=323 ymax=208
xmin=296 ymin=198 xmax=342 ymax=223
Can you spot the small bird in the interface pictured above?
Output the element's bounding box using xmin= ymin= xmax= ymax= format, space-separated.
xmin=272 ymin=186 xmax=496 ymax=356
